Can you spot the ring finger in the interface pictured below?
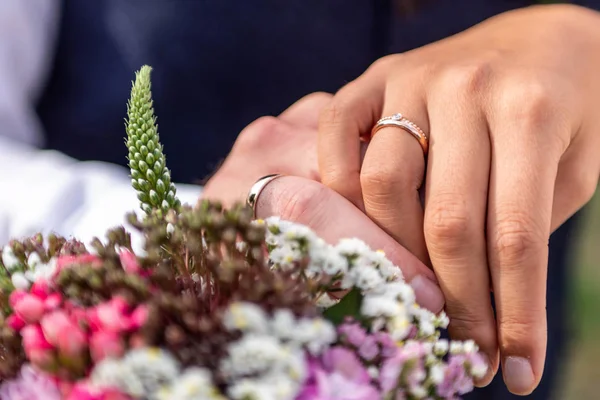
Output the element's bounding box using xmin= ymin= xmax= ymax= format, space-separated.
xmin=360 ymin=81 xmax=429 ymax=263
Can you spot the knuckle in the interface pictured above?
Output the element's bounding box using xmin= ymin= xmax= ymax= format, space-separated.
xmin=236 ymin=116 xmax=282 ymax=150
xmin=440 ymin=61 xmax=493 ymax=95
xmin=301 ymin=91 xmax=333 ymax=106
xmin=497 ymin=314 xmax=546 ymax=354
xmin=446 ymin=305 xmax=492 ymax=340
xmin=499 ymin=79 xmax=562 ymax=129
xmin=318 ymin=100 xmax=349 ymax=131
xmin=492 ymin=213 xmax=546 ymax=266
xmin=424 ymin=195 xmax=474 ymax=249
xmin=368 ymin=54 xmax=398 ymax=73
xmin=360 ymin=165 xmax=407 ymax=197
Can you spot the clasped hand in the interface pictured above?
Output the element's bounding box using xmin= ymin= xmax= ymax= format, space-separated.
xmin=204 ymin=4 xmax=600 ymax=396
xmin=318 ymin=4 xmax=600 ymax=395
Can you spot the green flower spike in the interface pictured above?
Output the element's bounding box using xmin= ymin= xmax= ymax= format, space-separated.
xmin=126 ymin=65 xmax=181 ymax=215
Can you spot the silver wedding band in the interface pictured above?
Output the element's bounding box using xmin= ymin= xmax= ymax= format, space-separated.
xmin=246 ymin=174 xmax=284 ymax=218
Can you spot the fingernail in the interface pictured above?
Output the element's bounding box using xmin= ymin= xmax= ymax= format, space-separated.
xmin=474 ymin=354 xmax=495 ymax=388
xmin=503 ymin=357 xmax=534 ymax=395
xmin=410 ymin=275 xmax=445 ymax=313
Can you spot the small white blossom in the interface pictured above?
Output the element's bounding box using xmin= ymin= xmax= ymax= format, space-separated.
xmin=429 ymin=363 xmax=446 ymax=385
xmin=449 ymin=341 xmax=464 ymax=355
xmin=221 ymin=335 xmax=289 ymax=377
xmin=352 ymin=265 xmax=384 ymax=292
xmin=433 ymin=339 xmax=449 ymax=356
xmin=1 ymin=247 xmax=19 ymax=271
xmin=11 ymin=272 xmax=30 ymax=290
xmin=158 ymin=367 xmax=223 ymax=400
xmin=315 ymin=294 xmax=339 ymax=308
xmin=270 ymin=309 xmax=297 ymax=341
xmin=223 ymin=302 xmax=269 ymax=334
xmin=463 ymin=339 xmax=477 ymax=354
xmin=361 ymin=295 xmax=405 ymax=318
xmin=294 ymin=317 xmax=336 ymax=355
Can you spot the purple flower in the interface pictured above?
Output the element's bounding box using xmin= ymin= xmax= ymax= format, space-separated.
xmin=337 ymin=322 xmax=367 ymax=347
xmin=379 ymin=342 xmax=426 ymax=394
xmin=297 ymin=349 xmax=380 ymax=400
xmin=358 ymin=335 xmax=379 ymax=361
xmin=437 ymin=355 xmax=474 ymax=398
xmin=373 ymin=331 xmax=397 ymax=359
xmin=0 ymin=364 xmax=61 ymax=400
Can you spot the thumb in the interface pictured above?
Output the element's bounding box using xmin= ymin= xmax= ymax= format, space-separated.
xmin=255 ymin=175 xmax=445 ymax=313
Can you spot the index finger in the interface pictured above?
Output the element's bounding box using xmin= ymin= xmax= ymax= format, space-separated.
xmin=318 ymin=71 xmax=386 ymax=210
xmin=256 ymin=176 xmax=445 ymax=312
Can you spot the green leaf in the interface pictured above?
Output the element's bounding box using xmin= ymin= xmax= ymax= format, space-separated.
xmin=323 ymin=288 xmax=363 ymax=325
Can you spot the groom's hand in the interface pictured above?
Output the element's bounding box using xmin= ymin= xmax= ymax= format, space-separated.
xmin=202 ymin=93 xmax=445 ymax=312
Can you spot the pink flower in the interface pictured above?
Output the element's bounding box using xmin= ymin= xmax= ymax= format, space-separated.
xmin=88 ymin=299 xmax=131 ymax=333
xmin=14 ymin=294 xmax=46 ymax=323
xmin=67 ymin=382 xmax=130 ymax=400
xmin=6 ymin=314 xmax=26 ymax=331
xmin=30 ymin=280 xmax=51 ymax=299
xmin=21 ymin=325 xmax=53 ymax=353
xmin=90 ymin=331 xmax=124 ymax=362
xmin=44 ymin=293 xmax=63 ymax=311
xmin=130 ymin=305 xmax=148 ymax=330
xmin=56 ymin=323 xmax=87 ymax=358
xmin=40 ymin=310 xmax=73 ymax=346
xmin=21 ymin=325 xmax=54 ymax=369
xmin=9 ymin=290 xmax=27 ymax=309
xmin=119 ymin=250 xmax=141 ymax=274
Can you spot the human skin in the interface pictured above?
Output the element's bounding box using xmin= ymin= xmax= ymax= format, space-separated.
xmin=317 ymin=4 xmax=600 ymax=395
xmin=201 ymin=93 xmax=445 ymax=313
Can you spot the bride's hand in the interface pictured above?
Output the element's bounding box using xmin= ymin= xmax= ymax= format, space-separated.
xmin=318 ymin=4 xmax=600 ymax=394
xmin=202 ymin=93 xmax=445 ymax=312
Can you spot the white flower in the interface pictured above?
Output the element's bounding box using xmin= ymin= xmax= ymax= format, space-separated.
xmin=91 ymin=358 xmax=145 ymax=398
xmin=223 ymin=302 xmax=269 ymax=334
xmin=11 ymin=272 xmax=30 ymax=290
xmin=435 ymin=312 xmax=450 ymax=329
xmin=433 ymin=339 xmax=449 ymax=356
xmin=166 ymin=223 xmax=175 ymax=235
xmin=383 ymin=281 xmax=415 ymax=304
xmin=470 ymin=359 xmax=488 ymax=379
xmin=361 ymin=295 xmax=405 ymax=318
xmin=387 ymin=314 xmax=412 ymax=341
xmin=352 ymin=265 xmax=384 ymax=292
xmin=158 ymin=367 xmax=224 ymax=400
xmin=449 ymin=341 xmax=464 ymax=355
xmin=409 ymin=385 xmax=428 ymax=399
xmin=463 ymin=339 xmax=477 ymax=354
xmin=221 ymin=335 xmax=288 ymax=378
xmin=26 ymin=258 xmax=57 ymax=282
xmin=294 ymin=317 xmax=336 ymax=355
xmin=111 ymin=348 xmax=181 ymax=399
xmin=418 ymin=320 xmax=435 ymax=337
xmin=320 ymin=251 xmax=348 ymax=276
xmin=335 ymin=238 xmax=371 ymax=258
xmin=228 ymin=379 xmax=274 ymax=400
xmin=26 ymin=252 xmax=42 ymax=267
xmin=270 ymin=309 xmax=297 ymax=340
xmin=315 ymin=294 xmax=339 ymax=308
xmin=1 ymin=247 xmax=20 ymax=271
xmin=367 ymin=366 xmax=379 ymax=379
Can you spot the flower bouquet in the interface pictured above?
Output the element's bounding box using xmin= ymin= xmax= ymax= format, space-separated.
xmin=0 ymin=67 xmax=487 ymax=400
